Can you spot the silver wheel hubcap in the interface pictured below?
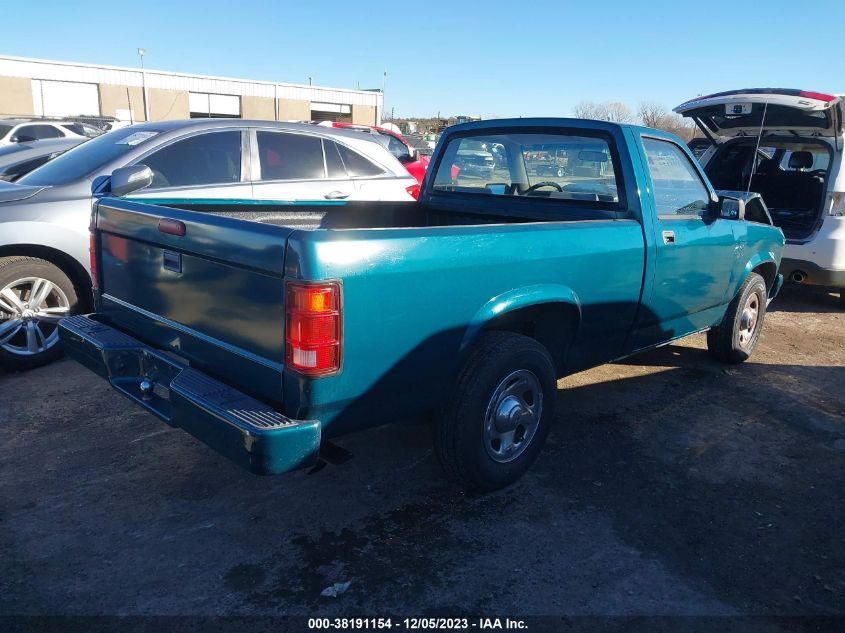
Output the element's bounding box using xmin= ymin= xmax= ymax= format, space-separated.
xmin=483 ymin=369 xmax=543 ymax=463
xmin=737 ymin=293 xmax=760 ymax=349
xmin=0 ymin=277 xmax=70 ymax=356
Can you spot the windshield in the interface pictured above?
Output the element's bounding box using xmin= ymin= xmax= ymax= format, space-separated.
xmin=19 ymin=128 xmax=162 ymax=186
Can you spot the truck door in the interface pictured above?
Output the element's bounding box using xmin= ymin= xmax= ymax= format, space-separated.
xmin=635 ymin=135 xmax=741 ymax=347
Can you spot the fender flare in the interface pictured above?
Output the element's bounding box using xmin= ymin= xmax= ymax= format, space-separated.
xmin=735 ymin=251 xmax=780 ymax=298
xmin=460 ymin=283 xmax=582 ymax=353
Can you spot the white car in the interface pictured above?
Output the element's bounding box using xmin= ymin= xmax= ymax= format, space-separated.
xmin=675 ymin=89 xmax=844 ymax=302
xmin=0 ymin=119 xmax=99 ymax=147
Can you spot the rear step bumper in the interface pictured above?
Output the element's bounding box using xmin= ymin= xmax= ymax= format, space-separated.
xmin=58 ymin=315 xmax=320 ymax=475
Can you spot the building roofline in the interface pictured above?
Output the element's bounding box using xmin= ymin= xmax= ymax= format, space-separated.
xmin=0 ymin=53 xmax=381 ymax=98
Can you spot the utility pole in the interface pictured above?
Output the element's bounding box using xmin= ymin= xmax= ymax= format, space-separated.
xmin=138 ymin=48 xmax=149 ymax=121
xmin=381 ymin=70 xmax=387 ymax=125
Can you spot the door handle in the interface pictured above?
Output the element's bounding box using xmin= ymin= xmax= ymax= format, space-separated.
xmin=325 ymin=191 xmax=351 ymax=200
xmin=662 ymin=230 xmax=676 ymax=245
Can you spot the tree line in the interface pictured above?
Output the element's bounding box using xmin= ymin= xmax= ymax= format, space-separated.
xmin=572 ymin=101 xmax=697 ymax=141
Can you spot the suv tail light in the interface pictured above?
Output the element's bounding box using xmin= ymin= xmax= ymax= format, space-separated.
xmin=406 ymin=183 xmax=420 ymax=200
xmin=829 ymin=192 xmax=845 ymax=217
xmin=89 ymin=232 xmax=99 ymax=290
xmin=285 ymin=281 xmax=341 ymax=376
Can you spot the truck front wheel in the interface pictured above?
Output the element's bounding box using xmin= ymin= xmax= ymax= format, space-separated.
xmin=707 ymin=272 xmax=768 ymax=364
xmin=435 ymin=331 xmax=557 ymax=492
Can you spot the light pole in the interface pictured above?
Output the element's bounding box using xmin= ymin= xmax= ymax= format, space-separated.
xmin=381 ymin=70 xmax=387 ymax=124
xmin=138 ymin=48 xmax=150 ymax=121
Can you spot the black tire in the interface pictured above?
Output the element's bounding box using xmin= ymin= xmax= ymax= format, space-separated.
xmin=0 ymin=256 xmax=80 ymax=371
xmin=435 ymin=331 xmax=557 ymax=492
xmin=707 ymin=272 xmax=767 ymax=364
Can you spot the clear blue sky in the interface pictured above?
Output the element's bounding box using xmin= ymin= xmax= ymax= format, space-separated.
xmin=4 ymin=0 xmax=843 ymax=119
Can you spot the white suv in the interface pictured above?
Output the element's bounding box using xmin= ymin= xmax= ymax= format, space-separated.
xmin=0 ymin=119 xmax=96 ymax=147
xmin=675 ymin=89 xmax=844 ymax=303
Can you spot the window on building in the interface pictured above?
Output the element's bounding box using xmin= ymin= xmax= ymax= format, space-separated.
xmin=188 ymin=92 xmax=241 ymax=119
xmin=31 ymin=79 xmax=100 ymax=118
xmin=310 ymin=102 xmax=352 ymax=123
xmin=140 ymin=131 xmax=242 ymax=188
xmin=257 ymin=132 xmax=325 ymax=180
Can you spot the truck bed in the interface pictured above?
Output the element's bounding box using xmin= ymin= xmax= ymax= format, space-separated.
xmin=154 ymin=198 xmax=625 ymax=230
xmin=90 ymin=196 xmax=644 ymax=423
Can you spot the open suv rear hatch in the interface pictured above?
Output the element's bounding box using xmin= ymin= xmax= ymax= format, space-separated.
xmin=675 ymin=89 xmax=843 ymax=241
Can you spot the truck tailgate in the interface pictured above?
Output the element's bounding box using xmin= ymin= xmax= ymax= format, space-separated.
xmin=94 ymin=198 xmax=293 ymax=404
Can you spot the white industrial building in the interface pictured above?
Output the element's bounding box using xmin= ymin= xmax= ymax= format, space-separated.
xmin=0 ymin=55 xmax=383 ymax=125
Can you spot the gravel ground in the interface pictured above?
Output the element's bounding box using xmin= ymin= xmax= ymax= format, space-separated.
xmin=0 ymin=286 xmax=842 ymax=627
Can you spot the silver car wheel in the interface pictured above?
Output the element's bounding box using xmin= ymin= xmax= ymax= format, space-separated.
xmin=0 ymin=277 xmax=70 ymax=356
xmin=737 ymin=293 xmax=760 ymax=349
xmin=483 ymin=369 xmax=543 ymax=463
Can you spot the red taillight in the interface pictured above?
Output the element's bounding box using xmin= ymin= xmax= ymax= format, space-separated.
xmin=89 ymin=232 xmax=99 ymax=290
xmin=799 ymin=90 xmax=837 ymax=103
xmin=406 ymin=183 xmax=420 ymax=200
xmin=285 ymin=281 xmax=341 ymax=376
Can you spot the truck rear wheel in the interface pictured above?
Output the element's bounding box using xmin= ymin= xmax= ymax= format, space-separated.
xmin=707 ymin=272 xmax=767 ymax=364
xmin=435 ymin=331 xmax=556 ymax=492
xmin=0 ymin=256 xmax=78 ymax=371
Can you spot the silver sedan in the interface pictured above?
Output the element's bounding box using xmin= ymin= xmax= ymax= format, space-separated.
xmin=0 ymin=119 xmax=417 ymax=369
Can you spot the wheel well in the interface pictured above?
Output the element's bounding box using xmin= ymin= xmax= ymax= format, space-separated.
xmin=481 ymin=302 xmax=579 ymax=376
xmin=752 ymin=261 xmax=778 ymax=293
xmin=0 ymin=244 xmax=92 ymax=310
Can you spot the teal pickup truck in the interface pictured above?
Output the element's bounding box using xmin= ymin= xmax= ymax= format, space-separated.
xmin=59 ymin=118 xmax=784 ymax=491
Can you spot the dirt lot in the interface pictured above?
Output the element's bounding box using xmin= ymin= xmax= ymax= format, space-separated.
xmin=0 ymin=287 xmax=843 ymax=626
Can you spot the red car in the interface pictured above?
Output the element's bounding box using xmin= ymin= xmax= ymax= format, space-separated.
xmin=322 ymin=122 xmax=430 ymax=188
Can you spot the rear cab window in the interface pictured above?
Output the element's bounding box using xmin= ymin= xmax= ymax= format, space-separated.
xmin=429 ymin=129 xmax=626 ymax=219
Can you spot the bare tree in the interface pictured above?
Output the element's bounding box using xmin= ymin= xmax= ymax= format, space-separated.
xmin=601 ymin=102 xmax=633 ymax=123
xmin=637 ymin=101 xmax=696 ymax=141
xmin=638 ymin=101 xmax=669 ymax=128
xmin=572 ymin=101 xmax=604 ymax=120
xmin=573 ymin=101 xmax=633 ymax=123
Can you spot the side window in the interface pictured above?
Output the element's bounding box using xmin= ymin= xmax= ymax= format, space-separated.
xmin=780 ymin=149 xmax=830 ymax=172
xmin=642 ymin=137 xmax=710 ymax=218
xmin=14 ymin=125 xmax=62 ymax=141
xmin=324 ymin=140 xmax=347 ymax=179
xmin=140 ymin=131 xmax=241 ymax=189
xmin=336 ymin=143 xmax=385 ymax=177
xmin=257 ymin=131 xmax=325 ymax=181
xmin=381 ymin=132 xmax=410 ymax=160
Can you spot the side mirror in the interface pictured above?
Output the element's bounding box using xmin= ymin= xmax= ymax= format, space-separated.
xmin=397 ymin=152 xmax=415 ymax=164
xmin=110 ymin=165 xmax=153 ymax=197
xmin=718 ymin=195 xmax=745 ymax=220
xmin=11 ymin=135 xmax=36 ymax=143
